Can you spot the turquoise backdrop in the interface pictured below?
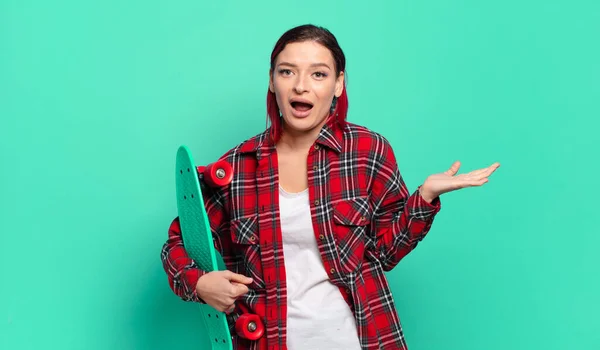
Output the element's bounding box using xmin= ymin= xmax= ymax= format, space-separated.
xmin=1 ymin=0 xmax=599 ymax=349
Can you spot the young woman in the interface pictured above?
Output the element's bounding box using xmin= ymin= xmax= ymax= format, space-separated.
xmin=161 ymin=24 xmax=499 ymax=350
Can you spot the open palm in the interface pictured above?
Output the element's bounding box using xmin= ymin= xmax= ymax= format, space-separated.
xmin=420 ymin=161 xmax=500 ymax=202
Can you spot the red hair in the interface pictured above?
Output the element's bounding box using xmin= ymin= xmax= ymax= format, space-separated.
xmin=266 ymin=25 xmax=348 ymax=144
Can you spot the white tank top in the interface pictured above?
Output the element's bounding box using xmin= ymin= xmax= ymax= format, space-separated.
xmin=279 ymin=186 xmax=362 ymax=350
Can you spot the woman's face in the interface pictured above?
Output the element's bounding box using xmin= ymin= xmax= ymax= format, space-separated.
xmin=270 ymin=41 xmax=344 ymax=136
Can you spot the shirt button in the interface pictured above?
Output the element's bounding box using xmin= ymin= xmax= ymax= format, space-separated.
xmin=250 ymin=236 xmax=256 ymax=242
xmin=330 ymin=268 xmax=335 ymax=274
xmin=319 ymin=234 xmax=325 ymax=240
xmin=313 ymin=165 xmax=318 ymax=171
xmin=314 ymin=145 xmax=320 ymax=150
xmin=314 ymin=200 xmax=319 ymax=205
xmin=360 ymin=216 xmax=366 ymax=221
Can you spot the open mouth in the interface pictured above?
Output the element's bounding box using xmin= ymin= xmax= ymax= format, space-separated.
xmin=291 ymin=101 xmax=314 ymax=112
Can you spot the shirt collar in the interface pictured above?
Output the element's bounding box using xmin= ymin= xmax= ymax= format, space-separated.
xmin=315 ymin=121 xmax=343 ymax=153
xmin=238 ymin=120 xmax=344 ymax=155
xmin=238 ymin=129 xmax=273 ymax=155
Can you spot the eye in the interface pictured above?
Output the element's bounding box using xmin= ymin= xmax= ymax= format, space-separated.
xmin=278 ymin=69 xmax=292 ymax=76
xmin=313 ymin=71 xmax=328 ymax=79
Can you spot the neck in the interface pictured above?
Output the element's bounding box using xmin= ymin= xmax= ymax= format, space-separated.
xmin=278 ymin=115 xmax=331 ymax=152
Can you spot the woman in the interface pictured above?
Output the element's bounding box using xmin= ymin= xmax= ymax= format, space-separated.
xmin=161 ymin=24 xmax=499 ymax=350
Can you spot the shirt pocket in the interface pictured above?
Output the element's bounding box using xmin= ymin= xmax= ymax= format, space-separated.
xmin=332 ymin=197 xmax=372 ymax=274
xmin=230 ymin=214 xmax=265 ymax=289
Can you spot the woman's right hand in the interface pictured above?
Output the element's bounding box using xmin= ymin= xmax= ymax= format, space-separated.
xmin=195 ymin=270 xmax=253 ymax=313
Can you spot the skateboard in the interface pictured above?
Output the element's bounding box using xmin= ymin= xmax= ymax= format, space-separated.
xmin=175 ymin=145 xmax=264 ymax=349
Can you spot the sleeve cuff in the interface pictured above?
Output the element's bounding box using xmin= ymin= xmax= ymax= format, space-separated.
xmin=183 ymin=266 xmax=207 ymax=304
xmin=408 ymin=186 xmax=441 ymax=220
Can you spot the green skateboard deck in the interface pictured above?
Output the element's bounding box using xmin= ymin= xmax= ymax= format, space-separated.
xmin=175 ymin=145 xmax=232 ymax=349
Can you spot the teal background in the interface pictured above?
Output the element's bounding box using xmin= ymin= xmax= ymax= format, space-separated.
xmin=1 ymin=0 xmax=599 ymax=349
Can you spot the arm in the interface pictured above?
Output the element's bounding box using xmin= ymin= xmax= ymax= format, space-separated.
xmin=369 ymin=139 xmax=441 ymax=271
xmin=160 ymin=170 xmax=232 ymax=302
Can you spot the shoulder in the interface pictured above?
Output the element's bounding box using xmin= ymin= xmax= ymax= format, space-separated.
xmin=342 ymin=122 xmax=393 ymax=146
xmin=202 ymin=129 xmax=268 ymax=202
xmin=341 ymin=122 xmax=396 ymax=161
xmin=215 ymin=128 xmax=270 ymax=163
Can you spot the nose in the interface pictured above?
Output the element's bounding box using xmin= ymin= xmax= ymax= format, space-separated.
xmin=293 ymin=74 xmax=308 ymax=94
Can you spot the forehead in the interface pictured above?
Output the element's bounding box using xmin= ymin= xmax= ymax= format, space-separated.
xmin=275 ymin=41 xmax=335 ymax=67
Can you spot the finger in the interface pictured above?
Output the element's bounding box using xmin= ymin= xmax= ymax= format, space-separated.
xmin=225 ymin=304 xmax=236 ymax=314
xmin=444 ymin=161 xmax=461 ymax=176
xmin=467 ymin=168 xmax=489 ymax=177
xmin=452 ymin=174 xmax=483 ymax=187
xmin=474 ymin=178 xmax=489 ymax=186
xmin=463 ymin=178 xmax=489 ymax=187
xmin=226 ymin=272 xmax=254 ymax=285
xmin=223 ymin=297 xmax=236 ymax=306
xmin=232 ymin=283 xmax=249 ymax=297
xmin=487 ymin=162 xmax=501 ymax=174
xmin=450 ymin=177 xmax=472 ymax=190
xmin=218 ymin=303 xmax=234 ymax=313
xmin=226 ymin=283 xmax=248 ymax=298
xmin=468 ymin=163 xmax=500 ymax=179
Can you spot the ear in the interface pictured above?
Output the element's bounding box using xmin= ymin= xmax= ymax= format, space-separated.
xmin=334 ymin=71 xmax=345 ymax=97
xmin=269 ymin=70 xmax=275 ymax=93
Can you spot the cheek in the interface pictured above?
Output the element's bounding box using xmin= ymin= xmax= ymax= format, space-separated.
xmin=273 ymin=80 xmax=289 ymax=106
xmin=272 ymin=89 xmax=285 ymax=107
xmin=314 ymin=82 xmax=337 ymax=102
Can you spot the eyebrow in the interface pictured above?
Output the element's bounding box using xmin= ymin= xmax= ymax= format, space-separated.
xmin=277 ymin=61 xmax=332 ymax=70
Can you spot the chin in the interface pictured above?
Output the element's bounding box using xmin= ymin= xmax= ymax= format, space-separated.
xmin=285 ymin=117 xmax=313 ymax=130
xmin=283 ymin=110 xmax=327 ymax=133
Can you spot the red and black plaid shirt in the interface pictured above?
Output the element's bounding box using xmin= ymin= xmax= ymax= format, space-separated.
xmin=161 ymin=121 xmax=441 ymax=349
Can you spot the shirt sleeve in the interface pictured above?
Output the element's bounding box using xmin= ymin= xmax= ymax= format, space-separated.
xmin=369 ymin=138 xmax=441 ymax=271
xmin=160 ymin=168 xmax=232 ymax=302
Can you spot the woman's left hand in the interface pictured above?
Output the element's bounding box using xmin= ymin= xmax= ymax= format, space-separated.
xmin=419 ymin=161 xmax=500 ymax=203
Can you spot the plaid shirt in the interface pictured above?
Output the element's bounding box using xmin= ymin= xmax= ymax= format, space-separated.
xmin=161 ymin=121 xmax=441 ymax=349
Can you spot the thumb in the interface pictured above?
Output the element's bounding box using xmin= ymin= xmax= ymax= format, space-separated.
xmin=444 ymin=161 xmax=461 ymax=176
xmin=231 ymin=282 xmax=250 ymax=297
xmin=225 ymin=271 xmax=253 ymax=285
